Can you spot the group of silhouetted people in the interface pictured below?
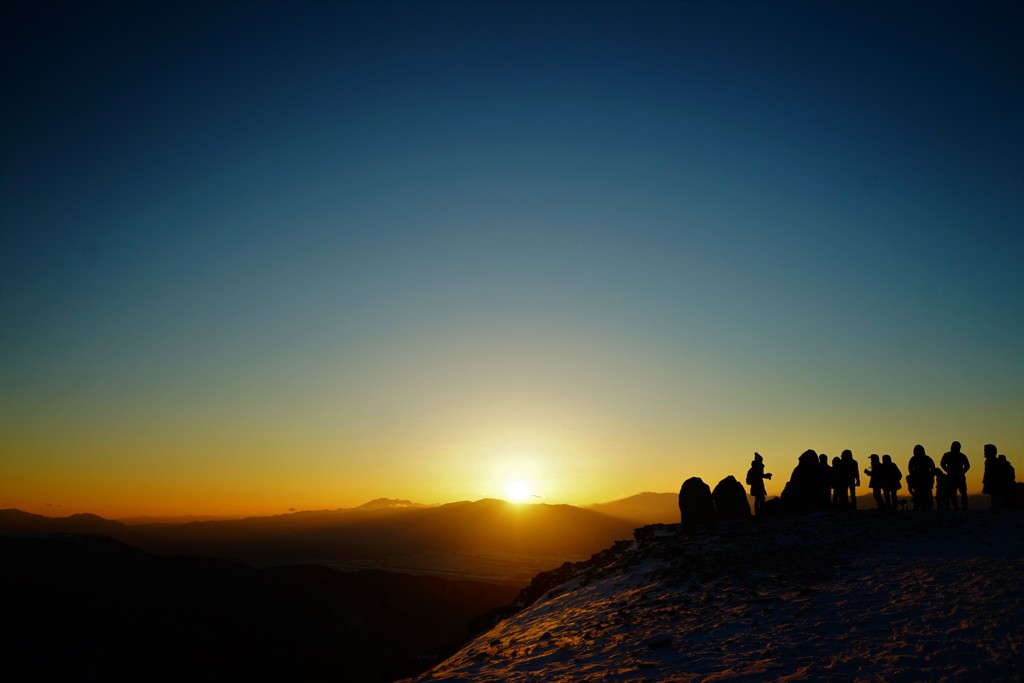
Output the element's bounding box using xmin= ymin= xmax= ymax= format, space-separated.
xmin=746 ymin=441 xmax=1020 ymax=515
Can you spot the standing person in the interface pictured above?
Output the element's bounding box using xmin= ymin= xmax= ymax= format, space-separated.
xmin=941 ymin=441 xmax=971 ymax=510
xmin=879 ymin=454 xmax=902 ymax=510
xmin=864 ymin=454 xmax=885 ymax=509
xmin=818 ymin=454 xmax=833 ymax=508
xmin=831 ymin=456 xmax=849 ymax=507
xmin=907 ymin=444 xmax=936 ymax=510
xmin=841 ymin=450 xmax=860 ymax=509
xmin=746 ymin=452 xmax=772 ymax=515
xmin=782 ymin=450 xmax=822 ymax=513
xmin=982 ymin=444 xmax=998 ymax=508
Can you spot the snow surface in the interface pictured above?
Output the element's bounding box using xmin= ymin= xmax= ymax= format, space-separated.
xmin=405 ymin=510 xmax=1024 ymax=682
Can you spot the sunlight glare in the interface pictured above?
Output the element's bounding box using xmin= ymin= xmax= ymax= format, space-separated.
xmin=506 ymin=480 xmax=532 ymax=504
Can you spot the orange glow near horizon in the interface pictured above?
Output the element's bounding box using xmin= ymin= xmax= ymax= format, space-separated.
xmin=0 ymin=383 xmax=1016 ymax=520
xmin=1 ymin=426 xmax=1003 ymax=520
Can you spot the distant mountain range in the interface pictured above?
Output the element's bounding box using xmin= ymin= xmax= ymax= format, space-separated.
xmin=585 ymin=491 xmax=680 ymax=525
xmin=1 ymin=497 xmax=654 ymax=584
xmin=0 ymin=496 xmax=667 ymax=682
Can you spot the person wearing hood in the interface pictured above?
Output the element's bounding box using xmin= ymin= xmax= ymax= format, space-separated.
xmin=907 ymin=444 xmax=936 ymax=510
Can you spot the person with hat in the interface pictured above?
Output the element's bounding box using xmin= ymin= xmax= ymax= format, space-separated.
xmin=746 ymin=452 xmax=772 ymax=515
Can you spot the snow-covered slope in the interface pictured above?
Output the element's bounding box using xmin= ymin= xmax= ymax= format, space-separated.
xmin=407 ymin=510 xmax=1024 ymax=682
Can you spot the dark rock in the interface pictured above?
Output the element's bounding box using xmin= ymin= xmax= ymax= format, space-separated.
xmin=678 ymin=477 xmax=716 ymax=527
xmin=759 ymin=497 xmax=784 ymax=516
xmin=712 ymin=475 xmax=751 ymax=520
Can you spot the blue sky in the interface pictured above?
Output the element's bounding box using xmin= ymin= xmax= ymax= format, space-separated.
xmin=2 ymin=1 xmax=1022 ymax=515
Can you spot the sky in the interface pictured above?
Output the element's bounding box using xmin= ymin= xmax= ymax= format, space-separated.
xmin=2 ymin=0 xmax=1022 ymax=518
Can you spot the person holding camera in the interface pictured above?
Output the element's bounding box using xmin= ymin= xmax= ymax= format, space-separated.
xmin=746 ymin=452 xmax=773 ymax=515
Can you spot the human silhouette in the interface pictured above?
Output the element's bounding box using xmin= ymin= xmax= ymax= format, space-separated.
xmin=818 ymin=454 xmax=833 ymax=508
xmin=831 ymin=456 xmax=849 ymax=507
xmin=864 ymin=454 xmax=885 ymax=509
xmin=906 ymin=444 xmax=936 ymax=510
xmin=982 ymin=444 xmax=998 ymax=507
xmin=994 ymin=452 xmax=1017 ymax=510
xmin=782 ymin=449 xmax=826 ymax=514
xmin=746 ymin=452 xmax=772 ymax=516
xmin=940 ymin=441 xmax=970 ymax=510
xmin=878 ymin=454 xmax=902 ymax=510
xmin=841 ymin=449 xmax=860 ymax=509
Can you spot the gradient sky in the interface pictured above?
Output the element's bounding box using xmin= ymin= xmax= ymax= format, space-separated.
xmin=2 ymin=0 xmax=1022 ymax=518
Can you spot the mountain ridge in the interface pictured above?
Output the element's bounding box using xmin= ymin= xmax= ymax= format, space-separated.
xmin=1 ymin=499 xmax=640 ymax=584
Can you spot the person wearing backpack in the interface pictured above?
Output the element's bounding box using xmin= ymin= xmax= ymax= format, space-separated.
xmin=746 ymin=452 xmax=772 ymax=515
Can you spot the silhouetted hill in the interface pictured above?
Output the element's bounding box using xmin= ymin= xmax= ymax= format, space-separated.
xmin=0 ymin=508 xmax=129 ymax=535
xmin=114 ymin=513 xmax=240 ymax=524
xmin=334 ymin=499 xmax=637 ymax=556
xmin=2 ymin=501 xmax=638 ymax=584
xmin=586 ymin=492 xmax=678 ymax=525
xmin=1 ymin=533 xmax=517 ymax=683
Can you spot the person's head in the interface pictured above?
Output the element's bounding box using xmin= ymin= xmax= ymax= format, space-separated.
xmin=832 ymin=456 xmax=841 ymax=467
xmin=754 ymin=452 xmax=763 ymax=462
xmin=841 ymin=449 xmax=852 ymax=460
xmin=883 ymin=454 xmax=892 ymax=463
xmin=819 ymin=453 xmax=828 ymax=464
xmin=913 ymin=444 xmax=925 ymax=457
xmin=998 ymin=454 xmax=1008 ymax=462
xmin=870 ymin=453 xmax=879 ymax=462
xmin=951 ymin=441 xmax=961 ymax=452
xmin=984 ymin=444 xmax=997 ymax=458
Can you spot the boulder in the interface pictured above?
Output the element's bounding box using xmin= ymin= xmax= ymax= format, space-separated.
xmin=712 ymin=475 xmax=751 ymax=520
xmin=678 ymin=477 xmax=715 ymax=527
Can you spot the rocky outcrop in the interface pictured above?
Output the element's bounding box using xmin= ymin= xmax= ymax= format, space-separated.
xmin=677 ymin=477 xmax=715 ymax=526
xmin=712 ymin=475 xmax=751 ymax=520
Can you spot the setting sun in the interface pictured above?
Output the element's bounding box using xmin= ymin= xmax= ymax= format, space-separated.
xmin=505 ymin=480 xmax=533 ymax=504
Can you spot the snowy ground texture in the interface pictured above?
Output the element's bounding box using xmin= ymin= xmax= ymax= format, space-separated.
xmin=406 ymin=509 xmax=1024 ymax=682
